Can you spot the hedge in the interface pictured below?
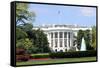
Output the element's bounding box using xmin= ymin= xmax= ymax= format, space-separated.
xmin=30 ymin=54 xmax=49 ymax=59
xmin=30 ymin=50 xmax=96 ymax=59
xmin=49 ymin=50 xmax=97 ymax=58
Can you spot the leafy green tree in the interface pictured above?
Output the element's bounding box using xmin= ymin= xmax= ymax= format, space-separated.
xmin=16 ymin=3 xmax=35 ymax=25
xmin=17 ymin=23 xmax=33 ymax=32
xmin=84 ymin=30 xmax=94 ymax=50
xmin=92 ymin=26 xmax=96 ymax=50
xmin=73 ymin=35 xmax=77 ymax=46
xmin=31 ymin=29 xmax=50 ymax=53
xmin=77 ymin=30 xmax=84 ymax=50
xmin=16 ymin=38 xmax=33 ymax=53
xmin=16 ymin=28 xmax=27 ymax=40
xmin=16 ymin=3 xmax=37 ymax=54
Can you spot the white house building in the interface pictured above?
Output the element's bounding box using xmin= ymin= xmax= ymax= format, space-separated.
xmin=33 ymin=24 xmax=92 ymax=52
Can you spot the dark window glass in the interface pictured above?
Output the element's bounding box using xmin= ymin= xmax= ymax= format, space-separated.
xmin=64 ymin=39 xmax=67 ymax=47
xmin=55 ymin=39 xmax=58 ymax=47
xmin=60 ymin=39 xmax=62 ymax=47
xmin=55 ymin=32 xmax=58 ymax=38
xmin=51 ymin=39 xmax=53 ymax=47
xmin=64 ymin=32 xmax=67 ymax=38
xmin=51 ymin=33 xmax=53 ymax=38
xmin=59 ymin=32 xmax=63 ymax=38
xmin=68 ymin=32 xmax=70 ymax=39
xmin=55 ymin=49 xmax=57 ymax=52
xmin=69 ymin=40 xmax=70 ymax=47
xmin=68 ymin=32 xmax=70 ymax=47
xmin=60 ymin=50 xmax=63 ymax=52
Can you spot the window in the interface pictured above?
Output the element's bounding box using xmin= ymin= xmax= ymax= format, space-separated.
xmin=51 ymin=39 xmax=53 ymax=47
xmin=60 ymin=50 xmax=63 ymax=52
xmin=64 ymin=39 xmax=67 ymax=47
xmin=68 ymin=32 xmax=70 ymax=47
xmin=64 ymin=32 xmax=67 ymax=38
xmin=68 ymin=32 xmax=70 ymax=39
xmin=51 ymin=33 xmax=53 ymax=38
xmin=59 ymin=32 xmax=63 ymax=38
xmin=69 ymin=40 xmax=70 ymax=47
xmin=55 ymin=32 xmax=58 ymax=38
xmin=55 ymin=49 xmax=57 ymax=52
xmin=55 ymin=39 xmax=58 ymax=47
xmin=60 ymin=39 xmax=63 ymax=47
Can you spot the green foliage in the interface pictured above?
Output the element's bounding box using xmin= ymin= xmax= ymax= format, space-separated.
xmin=16 ymin=3 xmax=35 ymax=25
xmin=84 ymin=30 xmax=94 ymax=50
xmin=49 ymin=50 xmax=96 ymax=58
xmin=17 ymin=23 xmax=33 ymax=32
xmin=30 ymin=54 xmax=49 ymax=58
xmin=16 ymin=28 xmax=27 ymax=40
xmin=92 ymin=26 xmax=96 ymax=50
xmin=23 ymin=23 xmax=33 ymax=32
xmin=16 ymin=28 xmax=50 ymax=53
xmin=77 ymin=30 xmax=84 ymax=50
xmin=77 ymin=29 xmax=94 ymax=50
xmin=16 ymin=38 xmax=33 ymax=53
xmin=31 ymin=29 xmax=50 ymax=53
xmin=16 ymin=3 xmax=50 ymax=54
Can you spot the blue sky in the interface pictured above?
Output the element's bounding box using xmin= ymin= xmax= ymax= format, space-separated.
xmin=28 ymin=4 xmax=96 ymax=27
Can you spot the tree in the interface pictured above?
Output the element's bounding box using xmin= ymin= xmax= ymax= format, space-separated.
xmin=16 ymin=38 xmax=33 ymax=53
xmin=16 ymin=3 xmax=35 ymax=25
xmin=76 ymin=29 xmax=94 ymax=51
xmin=17 ymin=23 xmax=33 ymax=32
xmin=31 ymin=29 xmax=51 ymax=53
xmin=16 ymin=28 xmax=27 ymax=41
xmin=92 ymin=26 xmax=96 ymax=50
xmin=77 ymin=30 xmax=84 ymax=50
xmin=84 ymin=30 xmax=94 ymax=50
xmin=16 ymin=3 xmax=37 ymax=54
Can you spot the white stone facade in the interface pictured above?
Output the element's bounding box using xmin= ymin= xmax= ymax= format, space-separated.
xmin=33 ymin=24 xmax=91 ymax=52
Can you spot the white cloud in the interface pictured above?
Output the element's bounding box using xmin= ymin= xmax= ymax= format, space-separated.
xmin=79 ymin=7 xmax=96 ymax=16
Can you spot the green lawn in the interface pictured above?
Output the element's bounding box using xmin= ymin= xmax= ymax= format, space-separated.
xmin=16 ymin=57 xmax=96 ymax=66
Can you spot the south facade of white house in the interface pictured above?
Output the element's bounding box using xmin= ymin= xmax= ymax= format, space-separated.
xmin=33 ymin=24 xmax=92 ymax=52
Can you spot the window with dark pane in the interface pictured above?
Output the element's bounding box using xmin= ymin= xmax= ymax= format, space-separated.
xmin=59 ymin=32 xmax=63 ymax=38
xmin=51 ymin=39 xmax=53 ymax=47
xmin=60 ymin=39 xmax=63 ymax=47
xmin=64 ymin=39 xmax=67 ymax=47
xmin=51 ymin=32 xmax=53 ymax=38
xmin=55 ymin=32 xmax=58 ymax=38
xmin=64 ymin=32 xmax=67 ymax=38
xmin=55 ymin=39 xmax=58 ymax=47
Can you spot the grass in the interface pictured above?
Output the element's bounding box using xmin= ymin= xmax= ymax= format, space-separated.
xmin=16 ymin=56 xmax=96 ymax=66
